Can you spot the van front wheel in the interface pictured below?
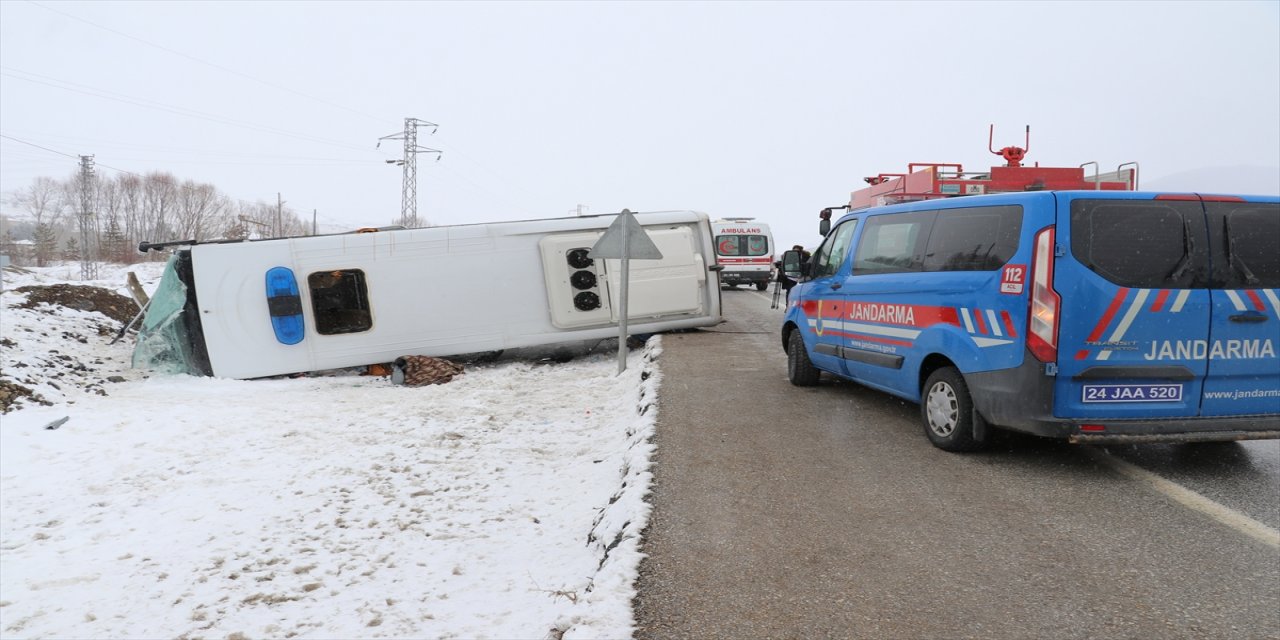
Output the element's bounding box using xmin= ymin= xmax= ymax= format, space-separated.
xmin=787 ymin=330 xmax=820 ymax=386
xmin=921 ymin=367 xmax=989 ymax=452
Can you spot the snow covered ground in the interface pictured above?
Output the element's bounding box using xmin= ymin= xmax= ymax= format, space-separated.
xmin=0 ymin=263 xmax=660 ymax=639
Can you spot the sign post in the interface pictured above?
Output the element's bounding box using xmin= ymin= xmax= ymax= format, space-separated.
xmin=590 ymin=209 xmax=663 ymax=374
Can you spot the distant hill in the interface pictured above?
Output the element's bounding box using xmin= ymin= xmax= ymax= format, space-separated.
xmin=1142 ymin=165 xmax=1280 ymax=195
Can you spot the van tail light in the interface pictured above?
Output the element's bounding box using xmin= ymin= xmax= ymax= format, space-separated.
xmin=1027 ymin=226 xmax=1060 ymax=363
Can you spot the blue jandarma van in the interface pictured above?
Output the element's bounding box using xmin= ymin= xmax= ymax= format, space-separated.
xmin=780 ymin=191 xmax=1280 ymax=451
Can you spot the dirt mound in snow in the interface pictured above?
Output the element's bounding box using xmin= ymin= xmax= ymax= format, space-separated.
xmin=0 ymin=379 xmax=50 ymax=413
xmin=2 ymin=284 xmax=143 ymax=414
xmin=15 ymin=284 xmax=139 ymax=325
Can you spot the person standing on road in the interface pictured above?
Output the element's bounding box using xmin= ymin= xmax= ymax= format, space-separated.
xmin=777 ymin=244 xmax=809 ymax=302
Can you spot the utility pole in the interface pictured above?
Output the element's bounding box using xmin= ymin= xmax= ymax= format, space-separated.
xmin=276 ymin=193 xmax=284 ymax=237
xmin=77 ymin=155 xmax=98 ymax=280
xmin=378 ymin=117 xmax=441 ymax=228
xmin=238 ymin=215 xmax=268 ymax=235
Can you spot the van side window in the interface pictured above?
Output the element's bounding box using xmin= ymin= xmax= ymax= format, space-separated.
xmin=1205 ymin=202 xmax=1280 ymax=288
xmin=852 ymin=211 xmax=934 ymax=275
xmin=811 ymin=220 xmax=858 ymax=278
xmin=1070 ymin=200 xmax=1207 ymax=289
xmin=923 ymin=205 xmax=1023 ymax=272
xmin=308 ymin=269 xmax=373 ymax=335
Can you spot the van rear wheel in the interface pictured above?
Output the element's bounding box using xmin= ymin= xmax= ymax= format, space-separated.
xmin=756 ymin=281 xmax=768 ymax=291
xmin=787 ymin=330 xmax=820 ymax=386
xmin=921 ymin=367 xmax=989 ymax=452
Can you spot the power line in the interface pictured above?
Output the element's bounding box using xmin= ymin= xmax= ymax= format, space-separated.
xmin=1 ymin=128 xmax=389 ymax=161
xmin=1 ymin=131 xmax=360 ymax=229
xmin=0 ymin=134 xmax=79 ymax=160
xmin=26 ymin=0 xmax=392 ymax=126
xmin=2 ymin=67 xmax=380 ymax=154
xmin=2 ymin=132 xmax=367 ymax=230
xmin=1 ymin=133 xmax=279 ymax=204
xmin=13 ymin=2 xmax=552 ymax=227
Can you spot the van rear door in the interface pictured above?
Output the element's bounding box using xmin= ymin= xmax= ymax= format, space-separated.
xmin=1054 ymin=195 xmax=1212 ymax=420
xmin=1201 ymin=198 xmax=1280 ymax=417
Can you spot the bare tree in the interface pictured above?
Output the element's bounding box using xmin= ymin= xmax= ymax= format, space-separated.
xmin=172 ymin=180 xmax=224 ymax=241
xmin=96 ymin=177 xmax=138 ymax=264
xmin=140 ymin=172 xmax=178 ymax=250
xmin=13 ymin=177 xmax=66 ymax=266
xmin=6 ymin=170 xmax=318 ymax=264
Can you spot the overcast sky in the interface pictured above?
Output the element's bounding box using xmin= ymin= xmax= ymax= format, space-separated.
xmin=2 ymin=0 xmax=1277 ymax=250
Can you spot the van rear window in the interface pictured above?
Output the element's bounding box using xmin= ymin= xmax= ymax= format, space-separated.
xmin=1070 ymin=200 xmax=1207 ymax=289
xmin=1206 ymin=202 xmax=1280 ymax=289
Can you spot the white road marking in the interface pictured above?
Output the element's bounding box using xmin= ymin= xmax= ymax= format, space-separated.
xmin=1087 ymin=448 xmax=1280 ymax=550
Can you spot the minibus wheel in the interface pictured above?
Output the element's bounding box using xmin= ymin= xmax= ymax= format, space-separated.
xmin=756 ymin=281 xmax=768 ymax=291
xmin=787 ymin=330 xmax=820 ymax=386
xmin=921 ymin=367 xmax=988 ymax=452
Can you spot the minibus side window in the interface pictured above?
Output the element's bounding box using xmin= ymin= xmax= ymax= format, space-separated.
xmin=308 ymin=269 xmax=373 ymax=335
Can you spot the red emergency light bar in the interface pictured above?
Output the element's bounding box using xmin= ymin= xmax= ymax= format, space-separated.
xmin=845 ymin=126 xmax=1138 ymax=211
xmin=848 ymin=163 xmax=1136 ymax=211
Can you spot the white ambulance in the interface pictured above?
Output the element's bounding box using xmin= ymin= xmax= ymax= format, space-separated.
xmin=711 ymin=218 xmax=775 ymax=290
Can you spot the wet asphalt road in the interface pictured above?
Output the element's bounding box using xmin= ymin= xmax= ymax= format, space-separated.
xmin=632 ymin=288 xmax=1280 ymax=639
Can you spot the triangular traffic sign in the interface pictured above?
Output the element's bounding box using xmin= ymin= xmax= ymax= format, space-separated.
xmin=590 ymin=209 xmax=663 ymax=260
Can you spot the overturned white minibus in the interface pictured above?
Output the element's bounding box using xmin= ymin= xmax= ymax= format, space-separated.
xmin=133 ymin=210 xmax=724 ymax=379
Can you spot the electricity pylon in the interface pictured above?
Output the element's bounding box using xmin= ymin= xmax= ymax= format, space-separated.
xmin=78 ymin=155 xmax=98 ymax=280
xmin=378 ymin=118 xmax=442 ymax=228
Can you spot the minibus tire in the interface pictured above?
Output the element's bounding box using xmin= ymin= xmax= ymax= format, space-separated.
xmin=756 ymin=281 xmax=768 ymax=291
xmin=787 ymin=330 xmax=820 ymax=386
xmin=921 ymin=367 xmax=988 ymax=452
